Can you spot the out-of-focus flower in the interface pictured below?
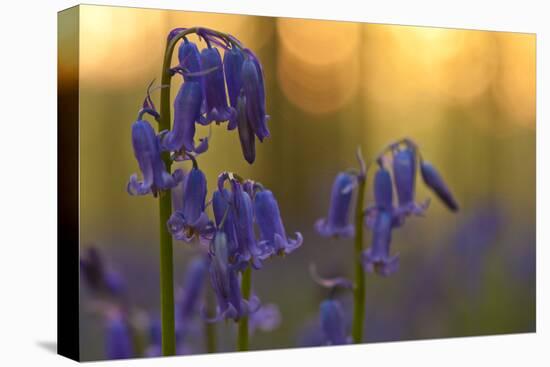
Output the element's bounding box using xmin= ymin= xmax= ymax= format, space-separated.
xmin=362 ymin=210 xmax=400 ymax=276
xmin=249 ymin=303 xmax=282 ymax=335
xmin=80 ymin=247 xmax=125 ymax=296
xmin=200 ymin=47 xmax=234 ymax=123
xmin=207 ymin=232 xmax=260 ymax=322
xmin=241 ymin=50 xmax=270 ymax=141
xmin=168 ymin=167 xmax=215 ymax=244
xmin=392 ymin=147 xmax=429 ymax=217
xmin=420 ymin=161 xmax=459 ymax=212
xmin=105 ymin=312 xmax=134 ymax=359
xmin=177 ymin=256 xmax=209 ymax=337
xmin=127 ymin=120 xmax=184 ymax=196
xmin=255 ymin=189 xmax=303 ymax=255
xmin=320 ymin=299 xmax=348 ymax=345
xmin=315 ymin=172 xmax=356 ymax=238
xmin=374 ymin=167 xmax=394 ymax=211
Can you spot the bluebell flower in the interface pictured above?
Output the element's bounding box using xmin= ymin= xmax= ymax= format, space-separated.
xmin=374 ymin=167 xmax=393 ymax=211
xmin=145 ymin=316 xmax=162 ymax=357
xmin=161 ymin=81 xmax=205 ymax=153
xmin=80 ymin=247 xmax=125 ymax=296
xmin=392 ymin=147 xmax=429 ymax=217
xmin=207 ymin=232 xmax=260 ymax=322
xmin=105 ymin=312 xmax=133 ymax=359
xmin=420 ymin=161 xmax=459 ymax=212
xmin=315 ymin=172 xmax=356 ymax=238
xmin=362 ymin=210 xmax=399 ymax=276
xmin=249 ymin=303 xmax=281 ymax=335
xmin=241 ymin=50 xmax=270 ymax=141
xmin=230 ymin=179 xmax=272 ymax=268
xmin=177 ymin=40 xmax=202 ymax=84
xmin=223 ymin=47 xmax=245 ymax=130
xmin=236 ymin=93 xmax=256 ymax=164
xmin=127 ymin=119 xmax=184 ymax=196
xmin=168 ymin=167 xmax=215 ymax=244
xmin=212 ymin=188 xmax=239 ymax=257
xmin=200 ymin=47 xmax=234 ymax=123
xmin=320 ymin=299 xmax=348 ymax=345
xmin=255 ymin=189 xmax=303 ymax=255
xmin=178 ymin=256 xmax=208 ymax=325
xmin=171 ymin=172 xmax=188 ymax=212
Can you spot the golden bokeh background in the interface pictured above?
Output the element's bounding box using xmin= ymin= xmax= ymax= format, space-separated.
xmin=65 ymin=5 xmax=535 ymax=360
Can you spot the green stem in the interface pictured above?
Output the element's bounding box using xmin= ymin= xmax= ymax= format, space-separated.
xmin=352 ymin=174 xmax=366 ymax=343
xmin=237 ymin=267 xmax=252 ymax=351
xmin=158 ymin=190 xmax=175 ymax=355
xmin=155 ymin=26 xmax=241 ymax=356
xmin=157 ymin=37 xmax=177 ymax=357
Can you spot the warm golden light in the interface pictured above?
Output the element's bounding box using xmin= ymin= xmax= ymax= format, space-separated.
xmin=494 ymin=33 xmax=536 ymax=128
xmin=277 ymin=18 xmax=361 ymax=66
xmin=80 ymin=5 xmax=165 ymax=88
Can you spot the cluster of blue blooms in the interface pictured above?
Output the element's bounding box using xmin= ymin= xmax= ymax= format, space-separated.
xmin=121 ymin=26 xmax=299 ymax=357
xmin=314 ymin=139 xmax=458 ymax=344
xmin=127 ymin=28 xmax=269 ymax=200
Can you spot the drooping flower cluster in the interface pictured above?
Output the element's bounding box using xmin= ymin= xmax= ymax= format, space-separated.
xmin=315 ymin=139 xmax=459 ymax=277
xmin=128 ymin=28 xmax=270 ymax=198
xmin=124 ymin=26 xmax=293 ymax=355
xmin=162 ymin=29 xmax=269 ymax=164
xmin=204 ymin=172 xmax=303 ymax=321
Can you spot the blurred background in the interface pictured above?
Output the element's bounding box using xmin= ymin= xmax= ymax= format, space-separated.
xmin=67 ymin=4 xmax=535 ymax=360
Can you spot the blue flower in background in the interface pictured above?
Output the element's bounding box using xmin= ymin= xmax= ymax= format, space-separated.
xmin=127 ymin=119 xmax=184 ymax=196
xmin=315 ymin=172 xmax=356 ymax=238
xmin=392 ymin=146 xmax=429 ymax=217
xmin=320 ymin=299 xmax=348 ymax=345
xmin=168 ymin=167 xmax=214 ymax=244
xmin=255 ymin=189 xmax=303 ymax=255
xmin=374 ymin=167 xmax=394 ymax=212
xmin=200 ymin=47 xmax=234 ymax=123
xmin=177 ymin=256 xmax=208 ymax=339
xmin=207 ymin=232 xmax=260 ymax=322
xmin=420 ymin=161 xmax=459 ymax=212
xmin=362 ymin=166 xmax=400 ymax=276
xmin=362 ymin=210 xmax=400 ymax=276
xmin=105 ymin=312 xmax=133 ymax=359
xmin=80 ymin=247 xmax=125 ymax=296
xmin=248 ymin=303 xmax=282 ymax=335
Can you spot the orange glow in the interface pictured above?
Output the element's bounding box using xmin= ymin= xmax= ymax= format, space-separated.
xmin=494 ymin=33 xmax=536 ymax=128
xmin=277 ymin=18 xmax=361 ymax=66
xmin=79 ymin=5 xmax=165 ymax=87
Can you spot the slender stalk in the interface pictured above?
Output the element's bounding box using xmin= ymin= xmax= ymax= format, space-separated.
xmin=155 ymin=26 xmax=240 ymax=356
xmin=157 ymin=37 xmax=177 ymax=357
xmin=237 ymin=267 xmax=252 ymax=351
xmin=352 ymin=174 xmax=367 ymax=343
